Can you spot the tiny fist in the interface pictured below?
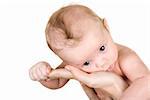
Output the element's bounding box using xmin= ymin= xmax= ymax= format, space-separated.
xmin=29 ymin=61 xmax=52 ymax=81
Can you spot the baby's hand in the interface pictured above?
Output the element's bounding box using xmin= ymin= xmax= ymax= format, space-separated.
xmin=29 ymin=61 xmax=52 ymax=81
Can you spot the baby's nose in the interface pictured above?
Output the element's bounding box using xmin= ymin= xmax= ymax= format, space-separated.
xmin=94 ymin=55 xmax=106 ymax=68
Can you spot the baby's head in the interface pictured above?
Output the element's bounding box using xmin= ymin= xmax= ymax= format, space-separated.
xmin=45 ymin=4 xmax=118 ymax=72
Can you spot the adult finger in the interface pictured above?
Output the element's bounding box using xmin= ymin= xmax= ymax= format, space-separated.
xmin=65 ymin=65 xmax=93 ymax=87
xmin=48 ymin=68 xmax=73 ymax=79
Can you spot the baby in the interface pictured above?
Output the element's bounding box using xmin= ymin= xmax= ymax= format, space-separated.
xmin=29 ymin=5 xmax=150 ymax=100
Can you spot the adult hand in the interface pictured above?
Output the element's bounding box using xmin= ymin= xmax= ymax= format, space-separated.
xmin=65 ymin=65 xmax=128 ymax=99
xmin=48 ymin=65 xmax=127 ymax=99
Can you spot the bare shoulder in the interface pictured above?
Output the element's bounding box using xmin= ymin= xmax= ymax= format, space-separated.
xmin=116 ymin=43 xmax=136 ymax=59
xmin=116 ymin=43 xmax=142 ymax=66
xmin=115 ymin=43 xmax=149 ymax=81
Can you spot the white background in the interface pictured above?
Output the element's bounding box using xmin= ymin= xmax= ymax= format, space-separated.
xmin=0 ymin=0 xmax=149 ymax=100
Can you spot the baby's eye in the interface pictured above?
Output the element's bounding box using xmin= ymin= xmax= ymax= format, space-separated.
xmin=83 ymin=61 xmax=90 ymax=66
xmin=100 ymin=45 xmax=105 ymax=51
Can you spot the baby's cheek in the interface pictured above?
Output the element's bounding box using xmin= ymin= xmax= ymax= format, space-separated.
xmin=107 ymin=48 xmax=117 ymax=62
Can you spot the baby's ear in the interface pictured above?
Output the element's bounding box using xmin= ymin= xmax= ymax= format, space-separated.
xmin=102 ymin=18 xmax=110 ymax=32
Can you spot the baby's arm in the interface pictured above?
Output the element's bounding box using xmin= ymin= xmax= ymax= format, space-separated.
xmin=29 ymin=61 xmax=69 ymax=89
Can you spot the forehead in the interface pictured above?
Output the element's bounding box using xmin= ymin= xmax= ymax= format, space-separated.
xmin=67 ymin=17 xmax=102 ymax=34
xmin=59 ymin=17 xmax=107 ymax=65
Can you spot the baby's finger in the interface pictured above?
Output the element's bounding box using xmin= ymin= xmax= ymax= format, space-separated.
xmin=32 ymin=66 xmax=42 ymax=81
xmin=36 ymin=67 xmax=45 ymax=80
xmin=29 ymin=68 xmax=35 ymax=80
xmin=39 ymin=66 xmax=48 ymax=78
xmin=32 ymin=69 xmax=39 ymax=81
xmin=29 ymin=67 xmax=38 ymax=81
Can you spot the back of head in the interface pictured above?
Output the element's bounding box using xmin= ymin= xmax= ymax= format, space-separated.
xmin=45 ymin=4 xmax=102 ymax=54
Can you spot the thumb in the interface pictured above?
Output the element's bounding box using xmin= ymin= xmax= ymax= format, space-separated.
xmin=65 ymin=65 xmax=91 ymax=85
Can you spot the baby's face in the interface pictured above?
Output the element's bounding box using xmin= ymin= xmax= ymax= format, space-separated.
xmin=58 ymin=18 xmax=118 ymax=73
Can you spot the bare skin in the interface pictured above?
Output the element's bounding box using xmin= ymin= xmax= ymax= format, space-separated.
xmin=29 ymin=43 xmax=149 ymax=100
xmin=29 ymin=5 xmax=150 ymax=100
